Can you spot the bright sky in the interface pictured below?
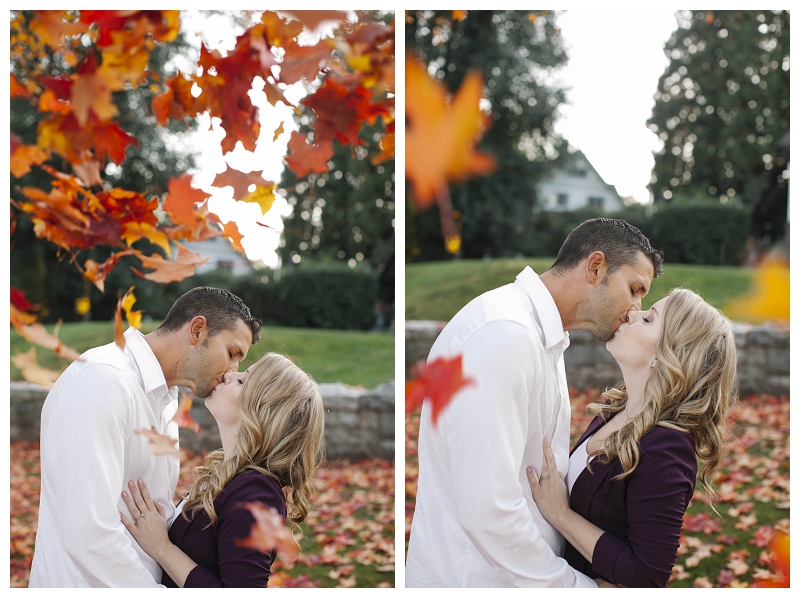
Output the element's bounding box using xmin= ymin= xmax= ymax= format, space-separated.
xmin=553 ymin=10 xmax=680 ymax=204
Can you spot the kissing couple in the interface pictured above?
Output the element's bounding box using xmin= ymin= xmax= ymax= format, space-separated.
xmin=406 ymin=218 xmax=738 ymax=588
xmin=29 ymin=287 xmax=325 ymax=587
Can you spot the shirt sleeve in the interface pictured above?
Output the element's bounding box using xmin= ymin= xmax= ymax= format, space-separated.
xmin=592 ymin=428 xmax=697 ymax=587
xmin=48 ymin=364 xmax=162 ymax=587
xmin=443 ymin=321 xmax=596 ymax=588
xmin=184 ymin=472 xmax=285 ymax=588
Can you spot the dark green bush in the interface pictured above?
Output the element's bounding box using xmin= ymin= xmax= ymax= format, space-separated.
xmin=280 ymin=265 xmax=377 ymax=330
xmin=650 ymin=201 xmax=749 ymax=265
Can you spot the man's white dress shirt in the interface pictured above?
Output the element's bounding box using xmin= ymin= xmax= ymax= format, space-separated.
xmin=29 ymin=327 xmax=180 ymax=587
xmin=406 ymin=267 xmax=596 ymax=587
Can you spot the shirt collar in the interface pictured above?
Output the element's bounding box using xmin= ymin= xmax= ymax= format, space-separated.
xmin=515 ymin=266 xmax=567 ymax=350
xmin=124 ymin=327 xmax=171 ymax=395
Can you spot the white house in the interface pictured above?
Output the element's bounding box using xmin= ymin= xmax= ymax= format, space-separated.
xmin=175 ymin=236 xmax=253 ymax=276
xmin=537 ymin=150 xmax=624 ymax=213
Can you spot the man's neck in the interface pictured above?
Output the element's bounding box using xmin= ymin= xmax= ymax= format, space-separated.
xmin=539 ymin=269 xmax=579 ymax=331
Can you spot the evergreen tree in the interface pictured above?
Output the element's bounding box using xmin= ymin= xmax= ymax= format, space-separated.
xmin=647 ymin=10 xmax=789 ymax=242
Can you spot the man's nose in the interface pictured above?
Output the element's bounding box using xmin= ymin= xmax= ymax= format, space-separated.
xmin=631 ymin=296 xmax=642 ymax=311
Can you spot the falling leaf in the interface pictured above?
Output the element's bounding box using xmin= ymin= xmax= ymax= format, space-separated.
xmin=10 ymin=141 xmax=50 ymax=179
xmin=136 ymin=427 xmax=180 ymax=458
xmin=725 ymin=255 xmax=789 ymax=324
xmin=114 ymin=292 xmax=126 ymax=350
xmin=83 ymin=250 xmax=134 ymax=293
xmin=211 ymin=166 xmax=271 ymax=201
xmin=405 ymin=56 xmax=495 ymax=210
xmin=273 ymin=122 xmax=285 ymax=141
xmin=405 ymin=354 xmax=476 ymax=427
xmin=10 ymin=305 xmax=81 ymax=362
xmin=120 ymin=286 xmax=143 ymax=329
xmin=452 ymin=11 xmax=468 ymax=21
xmin=222 ymin=220 xmax=246 ymax=254
xmin=11 ymin=348 xmax=63 ymax=388
xmin=72 ymin=160 xmax=104 ymax=187
xmin=10 ymin=287 xmax=37 ymax=312
xmin=11 ymin=73 xmax=30 ymax=98
xmin=132 ymin=243 xmax=210 ymax=284
xmin=29 ymin=10 xmax=85 ymax=48
xmin=236 ymin=501 xmax=299 ymax=560
xmin=70 ymin=64 xmax=127 ymax=126
xmin=242 ymin=184 xmax=277 ymax=215
xmin=171 ymin=391 xmax=202 ymax=434
xmin=284 ymin=132 xmax=333 ymax=178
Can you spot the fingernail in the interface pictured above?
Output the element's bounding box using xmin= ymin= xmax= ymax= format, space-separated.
xmin=138 ymin=478 xmax=143 ymax=485
xmin=122 ymin=491 xmax=127 ymax=498
xmin=129 ymin=481 xmax=134 ymax=487
xmin=527 ymin=466 xmax=532 ymax=473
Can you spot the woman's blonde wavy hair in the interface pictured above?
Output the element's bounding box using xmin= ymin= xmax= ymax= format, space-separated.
xmin=182 ymin=353 xmax=325 ymax=527
xmin=586 ymin=288 xmax=738 ymax=500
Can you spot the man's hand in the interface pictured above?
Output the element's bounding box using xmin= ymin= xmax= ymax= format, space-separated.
xmin=596 ymin=578 xmax=623 ymax=588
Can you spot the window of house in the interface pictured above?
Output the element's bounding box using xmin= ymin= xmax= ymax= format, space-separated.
xmin=568 ymin=168 xmax=587 ymax=178
xmin=217 ymin=260 xmax=234 ymax=272
xmin=588 ymin=196 xmax=604 ymax=209
xmin=557 ymin=193 xmax=569 ymax=207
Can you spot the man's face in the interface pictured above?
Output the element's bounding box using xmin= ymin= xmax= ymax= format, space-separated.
xmin=180 ymin=318 xmax=253 ymax=398
xmin=580 ymin=252 xmax=655 ymax=342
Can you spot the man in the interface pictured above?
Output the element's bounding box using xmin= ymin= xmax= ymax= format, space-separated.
xmin=29 ymin=287 xmax=262 ymax=587
xmin=406 ymin=218 xmax=664 ymax=587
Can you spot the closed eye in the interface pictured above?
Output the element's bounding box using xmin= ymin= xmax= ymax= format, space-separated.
xmin=643 ymin=317 xmax=650 ymax=323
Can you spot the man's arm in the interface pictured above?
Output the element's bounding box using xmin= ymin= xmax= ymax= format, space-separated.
xmin=47 ymin=364 xmax=162 ymax=587
xmin=441 ymin=321 xmax=596 ymax=587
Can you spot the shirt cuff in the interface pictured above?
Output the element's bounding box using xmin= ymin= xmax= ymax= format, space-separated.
xmin=592 ymin=531 xmax=627 ymax=583
xmin=183 ymin=565 xmax=220 ymax=588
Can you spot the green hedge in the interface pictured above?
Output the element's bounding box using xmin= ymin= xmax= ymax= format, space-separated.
xmin=650 ymin=201 xmax=749 ymax=266
xmin=279 ymin=266 xmax=378 ymax=330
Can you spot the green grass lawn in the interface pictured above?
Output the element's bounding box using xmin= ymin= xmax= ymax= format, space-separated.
xmin=406 ymin=258 xmax=755 ymax=322
xmin=10 ymin=322 xmax=394 ymax=389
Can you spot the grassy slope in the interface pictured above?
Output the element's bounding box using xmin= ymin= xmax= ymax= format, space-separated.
xmin=10 ymin=322 xmax=394 ymax=389
xmin=406 ymin=258 xmax=755 ymax=322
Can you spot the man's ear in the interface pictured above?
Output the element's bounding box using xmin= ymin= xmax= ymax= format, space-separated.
xmin=585 ymin=251 xmax=607 ymax=284
xmin=188 ymin=316 xmax=208 ymax=345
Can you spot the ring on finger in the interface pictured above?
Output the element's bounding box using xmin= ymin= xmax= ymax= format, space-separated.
xmin=541 ymin=473 xmax=552 ymax=481
xmin=137 ymin=512 xmax=145 ymax=520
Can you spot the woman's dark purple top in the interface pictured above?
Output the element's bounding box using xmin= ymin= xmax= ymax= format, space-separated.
xmin=566 ymin=412 xmax=697 ymax=587
xmin=162 ymin=469 xmax=287 ymax=587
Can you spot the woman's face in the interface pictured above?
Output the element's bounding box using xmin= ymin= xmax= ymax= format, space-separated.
xmin=606 ymin=296 xmax=667 ymax=369
xmin=205 ymin=366 xmax=251 ymax=429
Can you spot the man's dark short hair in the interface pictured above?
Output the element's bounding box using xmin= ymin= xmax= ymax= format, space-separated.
xmin=156 ymin=287 xmax=262 ymax=344
xmin=548 ymin=218 xmax=664 ymax=278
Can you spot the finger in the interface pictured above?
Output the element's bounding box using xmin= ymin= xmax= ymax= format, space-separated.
xmin=540 ymin=439 xmax=549 ymax=475
xmin=154 ymin=502 xmax=165 ymax=517
xmin=137 ymin=479 xmax=156 ymax=512
xmin=526 ymin=466 xmax=538 ymax=486
xmin=128 ymin=480 xmax=148 ymax=513
xmin=119 ymin=511 xmax=135 ymax=532
xmin=121 ymin=489 xmax=140 ymax=518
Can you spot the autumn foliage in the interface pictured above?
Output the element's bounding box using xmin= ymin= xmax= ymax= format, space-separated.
xmin=10 ymin=10 xmax=394 ymax=366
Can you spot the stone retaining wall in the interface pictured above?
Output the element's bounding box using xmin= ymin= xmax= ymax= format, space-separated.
xmin=10 ymin=381 xmax=395 ymax=461
xmin=406 ymin=320 xmax=789 ymax=397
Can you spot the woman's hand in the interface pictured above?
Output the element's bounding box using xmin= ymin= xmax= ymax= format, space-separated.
xmin=526 ymin=438 xmax=571 ymax=527
xmin=120 ymin=479 xmax=171 ymax=562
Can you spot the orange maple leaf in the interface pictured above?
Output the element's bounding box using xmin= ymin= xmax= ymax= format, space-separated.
xmin=30 ymin=10 xmax=85 ymax=48
xmin=163 ymin=174 xmax=212 ymax=228
xmin=136 ymin=427 xmax=180 ymax=458
xmin=132 ymin=243 xmax=210 ymax=284
xmin=279 ymin=40 xmax=335 ymax=85
xmin=10 ymin=305 xmax=81 ymax=362
xmin=70 ymin=66 xmax=127 ymax=126
xmin=405 ymin=56 xmax=495 ymax=209
xmin=172 ymin=391 xmax=202 ymax=434
xmin=281 ymin=10 xmax=348 ymax=32
xmin=405 ymin=354 xmax=476 ymax=427
xmin=211 ymin=166 xmax=271 ymax=201
xmin=273 ymin=122 xmax=285 ymax=142
xmin=10 ymin=141 xmax=51 ymax=179
xmin=236 ymin=502 xmax=299 ymax=560
xmin=83 ymin=250 xmax=135 ymax=293
xmin=11 ymin=73 xmax=30 ymax=98
xmin=223 ymin=220 xmax=246 ymax=255
xmin=284 ymin=132 xmax=334 ymax=178
xmin=121 ymin=222 xmax=172 ymax=257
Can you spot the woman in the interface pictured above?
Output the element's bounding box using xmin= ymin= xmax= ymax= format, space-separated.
xmin=120 ymin=353 xmax=325 ymax=587
xmin=527 ymin=288 xmax=737 ymax=587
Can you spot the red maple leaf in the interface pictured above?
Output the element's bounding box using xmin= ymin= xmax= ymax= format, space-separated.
xmin=236 ymin=502 xmax=299 ymax=561
xmin=405 ymin=355 xmax=476 ymax=427
xmin=301 ymin=79 xmax=389 ymax=148
xmin=172 ymin=391 xmax=202 ymax=434
xmin=284 ymin=132 xmax=334 ymax=178
xmin=279 ymin=40 xmax=334 ymax=85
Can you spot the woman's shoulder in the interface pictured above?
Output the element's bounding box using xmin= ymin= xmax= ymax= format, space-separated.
xmin=639 ymin=425 xmax=697 ymax=473
xmin=219 ymin=470 xmax=285 ymax=508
